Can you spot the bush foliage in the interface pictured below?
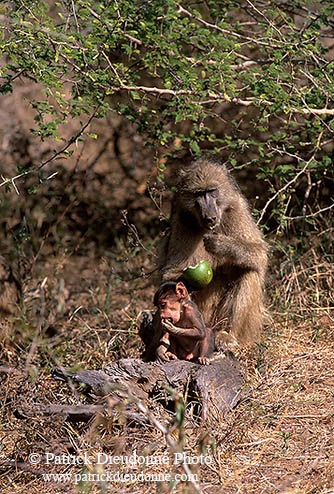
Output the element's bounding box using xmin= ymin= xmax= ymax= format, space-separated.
xmin=0 ymin=0 xmax=333 ymax=237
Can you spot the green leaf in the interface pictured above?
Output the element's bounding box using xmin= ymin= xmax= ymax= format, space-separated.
xmin=190 ymin=140 xmax=200 ymax=154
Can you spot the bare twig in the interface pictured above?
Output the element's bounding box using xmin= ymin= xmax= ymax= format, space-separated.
xmin=121 ymin=210 xmax=157 ymax=258
xmin=110 ymin=84 xmax=255 ymax=106
xmin=0 ymin=69 xmax=26 ymax=91
xmin=176 ymin=3 xmax=283 ymax=48
xmin=292 ymin=107 xmax=334 ymax=116
xmin=24 ymin=277 xmax=47 ymax=374
xmin=283 ymin=202 xmax=334 ymax=221
xmin=111 ymin=84 xmax=334 ymax=115
xmin=257 ymin=159 xmax=312 ymax=225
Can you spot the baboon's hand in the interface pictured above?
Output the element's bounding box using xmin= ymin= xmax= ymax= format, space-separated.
xmin=203 ymin=233 xmax=220 ymax=253
xmin=156 ymin=344 xmax=170 ymax=362
xmin=198 ymin=356 xmax=210 ymax=365
xmin=162 ymin=268 xmax=185 ymax=282
xmin=161 ymin=319 xmax=178 ymax=331
xmin=156 ymin=347 xmax=178 ymax=363
xmin=204 ymin=233 xmax=230 ymax=254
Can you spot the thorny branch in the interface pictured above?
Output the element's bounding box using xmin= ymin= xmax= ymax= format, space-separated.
xmin=257 ymin=160 xmax=312 ymax=225
xmin=111 ymin=84 xmax=334 ymax=115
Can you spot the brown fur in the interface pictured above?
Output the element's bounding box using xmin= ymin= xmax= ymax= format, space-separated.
xmin=139 ymin=281 xmax=214 ymax=363
xmin=154 ymin=281 xmax=214 ymax=364
xmin=158 ymin=159 xmax=268 ymax=347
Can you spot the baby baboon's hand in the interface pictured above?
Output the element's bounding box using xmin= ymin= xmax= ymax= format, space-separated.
xmin=156 ymin=344 xmax=170 ymax=362
xmin=161 ymin=319 xmax=178 ymax=331
xmin=198 ymin=356 xmax=210 ymax=365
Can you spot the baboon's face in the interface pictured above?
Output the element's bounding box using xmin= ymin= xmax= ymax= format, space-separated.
xmin=157 ymin=290 xmax=181 ymax=324
xmin=183 ymin=188 xmax=222 ymax=231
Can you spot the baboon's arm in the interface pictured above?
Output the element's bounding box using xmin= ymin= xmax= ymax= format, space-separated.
xmin=204 ymin=233 xmax=266 ymax=272
xmin=161 ymin=266 xmax=187 ymax=282
xmin=160 ymin=252 xmax=191 ymax=281
xmin=161 ymin=319 xmax=206 ymax=340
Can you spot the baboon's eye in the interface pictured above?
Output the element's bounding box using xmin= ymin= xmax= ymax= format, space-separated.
xmin=196 ymin=189 xmax=218 ymax=198
xmin=208 ymin=189 xmax=218 ymax=198
xmin=160 ymin=303 xmax=166 ymax=309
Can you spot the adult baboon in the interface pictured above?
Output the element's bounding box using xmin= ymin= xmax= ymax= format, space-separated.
xmin=158 ymin=159 xmax=268 ymax=348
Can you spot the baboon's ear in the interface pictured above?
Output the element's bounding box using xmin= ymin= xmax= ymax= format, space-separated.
xmin=175 ymin=281 xmax=188 ymax=299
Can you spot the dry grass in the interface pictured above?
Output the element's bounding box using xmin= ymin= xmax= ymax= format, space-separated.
xmin=0 ymin=240 xmax=333 ymax=494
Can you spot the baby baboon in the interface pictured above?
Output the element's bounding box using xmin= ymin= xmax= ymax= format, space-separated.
xmin=154 ymin=281 xmax=214 ymax=364
xmin=139 ymin=281 xmax=214 ymax=363
xmin=158 ymin=159 xmax=268 ymax=348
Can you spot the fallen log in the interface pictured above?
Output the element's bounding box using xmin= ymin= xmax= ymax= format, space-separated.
xmin=15 ymin=403 xmax=106 ymax=422
xmin=52 ymin=352 xmax=246 ymax=422
xmin=14 ymin=403 xmax=149 ymax=424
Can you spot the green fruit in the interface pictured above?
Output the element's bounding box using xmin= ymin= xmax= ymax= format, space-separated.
xmin=182 ymin=260 xmax=213 ymax=289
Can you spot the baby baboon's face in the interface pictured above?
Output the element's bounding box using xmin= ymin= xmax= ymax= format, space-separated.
xmin=157 ymin=290 xmax=181 ymax=324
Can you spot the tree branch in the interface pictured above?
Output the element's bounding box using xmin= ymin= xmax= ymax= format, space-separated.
xmin=110 ymin=85 xmax=255 ymax=106
xmin=112 ymin=85 xmax=334 ymax=115
xmin=176 ymin=3 xmax=283 ymax=48
xmin=257 ymin=159 xmax=311 ymax=225
xmin=292 ymin=107 xmax=334 ymax=116
xmin=283 ymin=202 xmax=334 ymax=221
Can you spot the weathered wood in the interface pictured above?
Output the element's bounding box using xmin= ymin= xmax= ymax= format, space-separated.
xmin=15 ymin=403 xmax=106 ymax=421
xmin=194 ymin=353 xmax=245 ymax=421
xmin=52 ymin=353 xmax=246 ymax=420
xmin=15 ymin=402 xmax=149 ymax=424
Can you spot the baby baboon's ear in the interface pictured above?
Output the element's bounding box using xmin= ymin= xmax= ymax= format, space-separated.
xmin=175 ymin=281 xmax=188 ymax=299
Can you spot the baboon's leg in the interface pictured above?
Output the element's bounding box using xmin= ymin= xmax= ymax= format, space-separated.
xmin=219 ymin=271 xmax=265 ymax=346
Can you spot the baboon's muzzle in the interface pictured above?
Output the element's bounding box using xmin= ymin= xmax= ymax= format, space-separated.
xmin=197 ymin=193 xmax=219 ymax=230
xmin=203 ymin=216 xmax=217 ymax=230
